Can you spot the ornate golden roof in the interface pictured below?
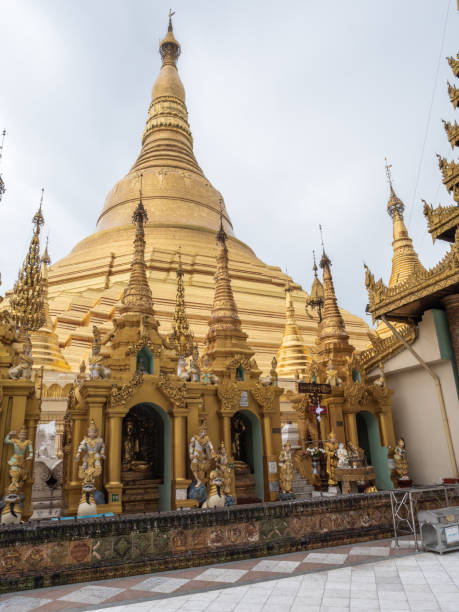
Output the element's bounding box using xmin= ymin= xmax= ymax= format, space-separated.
xmin=10 ymin=190 xmax=46 ymax=332
xmin=443 ymin=119 xmax=459 ymax=150
xmin=169 ymin=249 xmax=194 ymax=358
xmin=358 ymin=323 xmax=417 ymax=373
xmin=423 ymin=201 xmax=459 ymax=243
xmin=276 ymin=282 xmax=310 ymax=378
xmin=365 ymin=56 xmax=459 ymax=323
xmin=448 ymin=53 xmax=459 ymax=78
xmin=448 ymin=82 xmax=459 ymax=110
xmin=364 ymin=235 xmax=459 ymax=321
xmin=437 ymin=156 xmax=459 ymax=202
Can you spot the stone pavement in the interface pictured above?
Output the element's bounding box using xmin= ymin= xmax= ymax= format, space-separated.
xmin=1 ymin=539 xmax=459 ymax=611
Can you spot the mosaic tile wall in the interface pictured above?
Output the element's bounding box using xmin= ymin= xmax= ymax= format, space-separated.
xmin=0 ymin=491 xmax=452 ymax=594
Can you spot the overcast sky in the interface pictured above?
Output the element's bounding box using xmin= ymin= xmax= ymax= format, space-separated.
xmin=0 ymin=0 xmax=457 ymax=323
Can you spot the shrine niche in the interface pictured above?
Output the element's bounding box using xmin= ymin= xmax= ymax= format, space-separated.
xmin=121 ymin=403 xmax=168 ymax=513
xmin=231 ymin=410 xmax=264 ymax=503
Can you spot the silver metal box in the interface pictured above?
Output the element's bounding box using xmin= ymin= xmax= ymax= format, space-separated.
xmin=418 ymin=506 xmax=459 ymax=554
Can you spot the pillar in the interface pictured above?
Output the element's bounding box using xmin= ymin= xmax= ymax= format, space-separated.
xmin=344 ymin=412 xmax=358 ymax=447
xmin=377 ymin=409 xmax=396 ymax=450
xmin=223 ymin=414 xmax=232 ymax=458
xmin=173 ymin=412 xmax=187 ymax=481
xmin=105 ymin=414 xmax=123 ymax=512
xmin=263 ymin=415 xmax=273 ymax=457
xmin=442 ymin=294 xmax=459 ymax=372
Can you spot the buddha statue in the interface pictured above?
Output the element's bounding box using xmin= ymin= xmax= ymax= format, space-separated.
xmin=279 ymin=441 xmax=294 ymax=494
xmin=324 ymin=431 xmax=339 ymax=486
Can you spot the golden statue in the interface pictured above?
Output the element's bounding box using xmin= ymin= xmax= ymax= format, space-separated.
xmin=188 ymin=421 xmax=216 ymax=487
xmin=122 ymin=419 xmax=140 ymax=469
xmin=75 ymin=418 xmax=105 ymax=488
xmin=324 ymin=431 xmax=339 ymax=486
xmin=394 ymin=437 xmax=409 ymax=480
xmin=279 ymin=441 xmax=294 ymax=494
xmin=4 ymin=426 xmax=33 ymax=494
xmin=216 ymin=441 xmax=232 ymax=496
xmin=202 ymin=469 xmax=225 ymax=508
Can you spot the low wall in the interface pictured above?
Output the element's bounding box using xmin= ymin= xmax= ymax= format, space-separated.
xmin=0 ymin=491 xmax=451 ymax=594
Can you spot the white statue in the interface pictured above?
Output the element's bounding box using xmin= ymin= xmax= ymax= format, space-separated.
xmin=337 ymin=442 xmax=349 ymax=468
xmin=35 ymin=421 xmax=57 ymax=463
xmin=189 ymin=422 xmax=216 ymax=487
xmin=177 ymin=355 xmax=191 ymax=381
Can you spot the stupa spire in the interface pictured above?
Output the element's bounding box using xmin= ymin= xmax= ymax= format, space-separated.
xmin=170 ymin=248 xmax=194 ymax=358
xmin=96 ymin=15 xmax=233 ymax=237
xmin=10 ymin=189 xmax=46 ymax=333
xmin=120 ymin=174 xmax=155 ymax=317
xmin=276 ymin=280 xmax=309 ymax=378
xmin=204 ymin=202 xmax=253 ymax=371
xmin=384 ymin=159 xmax=425 ymax=286
xmin=318 ymin=234 xmax=349 ymax=346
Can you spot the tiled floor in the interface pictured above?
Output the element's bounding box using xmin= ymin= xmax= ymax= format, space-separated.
xmin=3 ymin=538 xmax=459 ymax=611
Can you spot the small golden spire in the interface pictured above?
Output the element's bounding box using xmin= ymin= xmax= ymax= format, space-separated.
xmin=120 ymin=174 xmax=155 ymax=317
xmin=383 ymin=160 xmax=425 ymax=286
xmin=318 ymin=227 xmax=349 ymax=344
xmin=277 ymin=280 xmax=309 ymax=378
xmin=10 ymin=189 xmax=46 ymax=332
xmin=170 ymin=247 xmax=195 ymax=358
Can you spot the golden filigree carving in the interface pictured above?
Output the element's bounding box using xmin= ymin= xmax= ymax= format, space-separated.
xmin=157 ymin=371 xmax=186 ymax=409
xmin=447 ymin=53 xmax=459 ymax=78
xmin=251 ymin=383 xmax=276 ymax=413
xmin=110 ymin=371 xmax=144 ymax=408
xmin=217 ymin=380 xmax=239 ymax=414
xmin=358 ymin=323 xmax=417 ymax=372
xmin=126 ymin=337 xmax=162 ymax=358
xmin=423 ymin=200 xmax=459 ymax=242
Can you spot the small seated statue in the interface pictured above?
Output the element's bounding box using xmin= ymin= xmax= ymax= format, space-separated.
xmin=394 ymin=437 xmax=409 ymax=480
xmin=337 ymin=442 xmax=350 ymax=468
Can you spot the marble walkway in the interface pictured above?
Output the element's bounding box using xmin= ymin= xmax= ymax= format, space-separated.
xmin=1 ymin=539 xmax=459 ymax=611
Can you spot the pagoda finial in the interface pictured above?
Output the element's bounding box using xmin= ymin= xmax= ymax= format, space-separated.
xmin=0 ymin=129 xmax=6 ymax=202
xmin=318 ymin=238 xmax=349 ymax=345
xmin=384 ymin=158 xmax=405 ymax=218
xmin=312 ymin=249 xmax=319 ymax=278
xmin=10 ymin=189 xmax=46 ymax=332
xmin=319 ymin=224 xmax=331 ymax=268
xmin=170 ymin=247 xmax=194 ymax=358
xmin=120 ymin=173 xmax=155 ymax=317
xmin=168 ymin=8 xmax=175 ymax=31
xmin=41 ymin=236 xmax=51 ymax=266
xmin=217 ymin=197 xmax=227 ymax=244
xmin=160 ymin=10 xmax=181 ymax=65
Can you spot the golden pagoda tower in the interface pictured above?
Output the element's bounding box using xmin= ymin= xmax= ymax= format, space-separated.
xmin=45 ymin=16 xmax=370 ymax=373
xmin=317 ymin=246 xmax=354 ymax=374
xmin=169 ymin=248 xmax=194 ymax=358
xmin=203 ymin=211 xmax=255 ymax=376
xmin=30 ymin=240 xmax=71 ymax=372
xmin=276 ymin=281 xmax=310 ymax=377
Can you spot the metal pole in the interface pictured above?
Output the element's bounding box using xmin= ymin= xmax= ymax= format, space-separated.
xmin=381 ymin=315 xmax=458 ymax=478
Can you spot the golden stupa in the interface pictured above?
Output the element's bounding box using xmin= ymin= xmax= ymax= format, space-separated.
xmin=47 ymin=17 xmax=370 ymax=372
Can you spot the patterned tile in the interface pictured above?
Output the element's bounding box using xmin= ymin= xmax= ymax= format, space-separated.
xmin=194 ymin=568 xmax=248 ymax=583
xmin=0 ymin=596 xmax=51 ymax=611
xmin=132 ymin=577 xmax=190 ymax=593
xmin=303 ymin=552 xmax=348 ymax=565
xmin=252 ymin=560 xmax=300 ymax=573
xmin=58 ymin=585 xmax=125 ymax=604
xmin=350 ymin=546 xmax=390 ymax=556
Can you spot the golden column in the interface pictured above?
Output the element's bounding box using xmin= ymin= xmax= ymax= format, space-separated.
xmin=344 ymin=412 xmax=359 ymax=447
xmin=173 ymin=408 xmax=187 ymax=481
xmin=105 ymin=411 xmax=123 ymax=513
